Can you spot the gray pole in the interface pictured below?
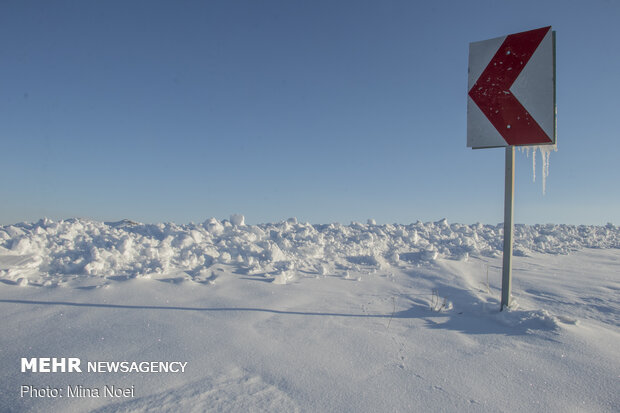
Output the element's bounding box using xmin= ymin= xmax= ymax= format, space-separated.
xmin=501 ymin=146 xmax=515 ymax=311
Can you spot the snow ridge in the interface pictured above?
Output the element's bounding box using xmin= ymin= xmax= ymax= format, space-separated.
xmin=1 ymin=217 xmax=618 ymax=279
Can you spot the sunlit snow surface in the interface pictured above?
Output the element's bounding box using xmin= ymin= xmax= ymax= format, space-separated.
xmin=1 ymin=217 xmax=618 ymax=282
xmin=1 ymin=217 xmax=618 ymax=412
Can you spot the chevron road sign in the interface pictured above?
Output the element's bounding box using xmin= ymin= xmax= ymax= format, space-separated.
xmin=467 ymin=26 xmax=556 ymax=149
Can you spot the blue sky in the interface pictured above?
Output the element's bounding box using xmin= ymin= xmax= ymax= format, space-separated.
xmin=1 ymin=0 xmax=619 ymax=225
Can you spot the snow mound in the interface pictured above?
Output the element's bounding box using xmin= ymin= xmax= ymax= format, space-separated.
xmin=1 ymin=218 xmax=618 ymax=280
xmin=495 ymin=308 xmax=563 ymax=332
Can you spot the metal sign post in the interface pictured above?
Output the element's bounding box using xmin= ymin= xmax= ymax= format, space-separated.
xmin=501 ymin=146 xmax=515 ymax=309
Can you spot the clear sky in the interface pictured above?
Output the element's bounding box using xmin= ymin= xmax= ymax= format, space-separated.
xmin=1 ymin=0 xmax=619 ymax=225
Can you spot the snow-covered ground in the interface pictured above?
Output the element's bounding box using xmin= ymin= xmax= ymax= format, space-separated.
xmin=1 ymin=217 xmax=618 ymax=412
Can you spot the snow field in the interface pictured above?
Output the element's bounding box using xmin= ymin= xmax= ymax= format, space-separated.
xmin=0 ymin=217 xmax=618 ymax=412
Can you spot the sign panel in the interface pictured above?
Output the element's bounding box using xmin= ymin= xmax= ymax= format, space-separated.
xmin=467 ymin=26 xmax=556 ymax=148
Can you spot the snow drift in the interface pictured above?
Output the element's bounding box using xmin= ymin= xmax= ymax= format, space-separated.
xmin=1 ymin=216 xmax=618 ymax=282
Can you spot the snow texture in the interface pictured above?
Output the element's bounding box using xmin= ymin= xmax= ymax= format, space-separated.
xmin=1 ymin=217 xmax=619 ymax=413
xmin=1 ymin=217 xmax=618 ymax=284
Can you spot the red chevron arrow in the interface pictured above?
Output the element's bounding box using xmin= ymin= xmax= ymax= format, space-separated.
xmin=468 ymin=26 xmax=552 ymax=145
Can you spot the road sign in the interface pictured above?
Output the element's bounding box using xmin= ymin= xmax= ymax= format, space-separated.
xmin=467 ymin=26 xmax=556 ymax=149
xmin=466 ymin=26 xmax=557 ymax=310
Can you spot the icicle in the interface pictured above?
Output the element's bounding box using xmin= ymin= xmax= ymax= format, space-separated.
xmin=532 ymin=147 xmax=536 ymax=183
xmin=519 ymin=146 xmax=531 ymax=159
xmin=519 ymin=144 xmax=557 ymax=195
xmin=540 ymin=145 xmax=556 ymax=195
xmin=518 ymin=146 xmax=534 ymax=181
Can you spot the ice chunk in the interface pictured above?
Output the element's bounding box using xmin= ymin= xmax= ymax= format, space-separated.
xmin=230 ymin=214 xmax=245 ymax=226
xmin=204 ymin=218 xmax=224 ymax=234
